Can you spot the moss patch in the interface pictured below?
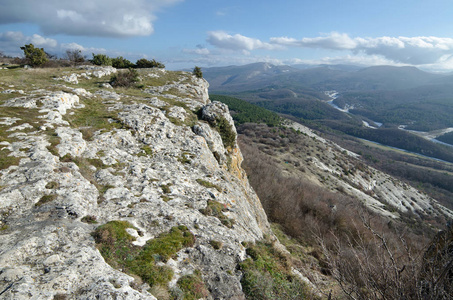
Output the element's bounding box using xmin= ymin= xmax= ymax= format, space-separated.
xmin=196 ymin=179 xmax=222 ymax=192
xmin=35 ymin=194 xmax=57 ymax=206
xmin=161 ymin=183 xmax=172 ymax=194
xmin=0 ymin=149 xmax=21 ymax=170
xmin=93 ymin=222 xmax=195 ymax=288
xmin=200 ymin=200 xmax=234 ymax=228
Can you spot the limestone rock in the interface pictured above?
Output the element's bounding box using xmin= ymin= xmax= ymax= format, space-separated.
xmin=0 ymin=68 xmax=271 ymax=299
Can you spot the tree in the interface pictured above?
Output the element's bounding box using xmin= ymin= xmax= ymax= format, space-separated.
xmin=20 ymin=44 xmax=48 ymax=67
xmin=112 ymin=56 xmax=134 ymax=68
xmin=135 ymin=58 xmax=165 ymax=68
xmin=66 ymin=49 xmax=85 ymax=65
xmin=193 ymin=66 xmax=203 ymax=78
xmin=91 ymin=53 xmax=112 ymax=66
xmin=316 ymin=211 xmax=453 ymax=300
xmin=110 ymin=68 xmax=139 ymax=88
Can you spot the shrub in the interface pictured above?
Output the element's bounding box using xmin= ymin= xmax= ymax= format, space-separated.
xmin=135 ymin=58 xmax=165 ymax=68
xmin=239 ymin=241 xmax=308 ymax=300
xmin=110 ymin=68 xmax=139 ymax=88
xmin=91 ymin=53 xmax=112 ymax=66
xmin=192 ymin=66 xmax=203 ymax=78
xmin=81 ymin=215 xmax=98 ymax=224
xmin=112 ymin=56 xmax=134 ymax=68
xmin=176 ymin=271 xmax=209 ymax=300
xmin=216 ymin=116 xmax=236 ymax=149
xmin=209 ymin=240 xmax=223 ymax=250
xmin=20 ymin=44 xmax=48 ymax=67
xmin=66 ymin=49 xmax=85 ymax=65
xmin=45 ymin=181 xmax=59 ymax=189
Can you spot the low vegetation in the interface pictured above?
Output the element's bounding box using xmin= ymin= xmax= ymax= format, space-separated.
xmin=176 ymin=271 xmax=209 ymax=300
xmin=215 ymin=116 xmax=236 ymax=149
xmin=239 ymin=240 xmax=313 ymax=300
xmin=238 ymin=122 xmax=452 ymax=299
xmin=92 ymin=222 xmax=195 ymax=289
xmin=200 ymin=200 xmax=234 ymax=228
xmin=35 ymin=194 xmax=57 ymax=206
xmin=196 ymin=178 xmax=222 ymax=192
xmin=109 ymin=68 xmax=139 ymax=88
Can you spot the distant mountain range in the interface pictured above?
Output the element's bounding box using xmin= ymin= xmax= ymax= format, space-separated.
xmin=203 ymin=62 xmax=453 ymax=158
xmin=203 ymin=62 xmax=448 ymax=94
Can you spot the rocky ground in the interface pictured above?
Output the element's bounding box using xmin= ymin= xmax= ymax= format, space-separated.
xmin=0 ymin=66 xmax=271 ymax=299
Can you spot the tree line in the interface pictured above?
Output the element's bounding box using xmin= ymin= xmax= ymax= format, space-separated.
xmin=13 ymin=43 xmax=166 ymax=69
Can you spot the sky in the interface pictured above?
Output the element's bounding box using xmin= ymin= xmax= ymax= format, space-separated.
xmin=1 ymin=0 xmax=453 ymax=71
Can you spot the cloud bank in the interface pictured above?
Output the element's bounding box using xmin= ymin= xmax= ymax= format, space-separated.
xmin=0 ymin=31 xmax=58 ymax=54
xmin=204 ymin=31 xmax=453 ymax=68
xmin=0 ymin=0 xmax=183 ymax=37
xmin=207 ymin=31 xmax=282 ymax=51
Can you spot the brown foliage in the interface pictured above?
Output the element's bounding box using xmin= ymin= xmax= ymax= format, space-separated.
xmin=237 ymin=123 xmax=449 ymax=299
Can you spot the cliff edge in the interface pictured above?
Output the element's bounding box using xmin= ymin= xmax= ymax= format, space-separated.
xmin=0 ymin=67 xmax=270 ymax=299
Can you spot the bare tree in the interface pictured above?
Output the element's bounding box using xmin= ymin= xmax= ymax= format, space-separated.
xmin=66 ymin=49 xmax=85 ymax=65
xmin=317 ymin=211 xmax=452 ymax=300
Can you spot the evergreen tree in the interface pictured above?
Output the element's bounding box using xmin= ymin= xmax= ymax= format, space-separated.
xmin=20 ymin=44 xmax=48 ymax=67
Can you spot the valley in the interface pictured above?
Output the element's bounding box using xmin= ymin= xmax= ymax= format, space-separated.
xmin=211 ymin=92 xmax=453 ymax=298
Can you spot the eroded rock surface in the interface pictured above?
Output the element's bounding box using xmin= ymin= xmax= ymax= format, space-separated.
xmin=0 ymin=68 xmax=270 ymax=299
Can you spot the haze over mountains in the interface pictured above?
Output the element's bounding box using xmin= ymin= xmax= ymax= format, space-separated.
xmin=204 ymin=62 xmax=453 ymax=167
xmin=204 ymin=62 xmax=453 ymax=132
xmin=204 ymin=62 xmax=448 ymax=93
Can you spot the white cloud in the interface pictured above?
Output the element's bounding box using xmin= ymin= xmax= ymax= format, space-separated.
xmin=207 ymin=31 xmax=282 ymax=51
xmin=271 ymin=32 xmax=357 ymax=50
xmin=270 ymin=32 xmax=453 ymax=66
xmin=0 ymin=0 xmax=183 ymax=37
xmin=211 ymin=31 xmax=453 ymax=69
xmin=0 ymin=31 xmax=58 ymax=55
xmin=183 ymin=47 xmax=210 ymax=55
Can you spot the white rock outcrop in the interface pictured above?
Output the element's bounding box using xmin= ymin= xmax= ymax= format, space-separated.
xmin=0 ymin=70 xmax=270 ymax=299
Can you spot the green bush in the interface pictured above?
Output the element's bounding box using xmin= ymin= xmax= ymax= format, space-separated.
xmin=20 ymin=44 xmax=48 ymax=67
xmin=216 ymin=116 xmax=236 ymax=149
xmin=193 ymin=66 xmax=203 ymax=78
xmin=110 ymin=68 xmax=139 ymax=88
xmin=239 ymin=241 xmax=308 ymax=299
xmin=112 ymin=56 xmax=134 ymax=68
xmin=81 ymin=215 xmax=98 ymax=224
xmin=177 ymin=271 xmax=209 ymax=300
xmin=209 ymin=240 xmax=223 ymax=250
xmin=91 ymin=53 xmax=112 ymax=66
xmin=135 ymin=58 xmax=165 ymax=68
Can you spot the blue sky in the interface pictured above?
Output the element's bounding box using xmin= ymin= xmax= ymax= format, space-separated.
xmin=1 ymin=0 xmax=453 ymax=71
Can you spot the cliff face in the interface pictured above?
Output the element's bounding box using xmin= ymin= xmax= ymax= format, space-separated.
xmin=0 ymin=67 xmax=270 ymax=299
